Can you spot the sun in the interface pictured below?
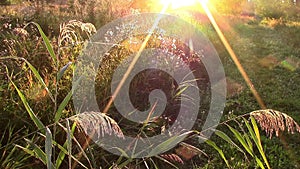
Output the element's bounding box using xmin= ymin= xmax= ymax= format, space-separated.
xmin=160 ymin=0 xmax=198 ymax=9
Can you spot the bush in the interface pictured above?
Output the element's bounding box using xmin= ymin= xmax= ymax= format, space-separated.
xmin=254 ymin=0 xmax=299 ymax=19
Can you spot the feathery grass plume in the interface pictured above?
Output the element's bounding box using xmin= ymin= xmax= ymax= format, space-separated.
xmin=160 ymin=153 xmax=184 ymax=164
xmin=250 ymin=109 xmax=300 ymax=138
xmin=58 ymin=20 xmax=96 ymax=47
xmin=12 ymin=28 xmax=29 ymax=39
xmin=71 ymin=111 xmax=124 ymax=140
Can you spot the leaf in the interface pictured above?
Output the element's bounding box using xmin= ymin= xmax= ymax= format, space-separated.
xmin=7 ymin=67 xmax=45 ymax=132
xmin=54 ymin=90 xmax=72 ymax=122
xmin=55 ymin=141 xmax=68 ymax=169
xmin=55 ymin=75 xmax=82 ymax=122
xmin=57 ymin=122 xmax=91 ymax=168
xmin=243 ymin=117 xmax=260 ymax=156
xmin=255 ymin=156 xmax=266 ymax=169
xmin=24 ymin=138 xmax=47 ymax=165
xmin=244 ymin=132 xmax=253 ymax=153
xmin=0 ymin=56 xmax=55 ymax=102
xmin=250 ymin=116 xmax=261 ymax=146
xmin=215 ymin=130 xmax=245 ymax=154
xmin=243 ymin=118 xmax=256 ymax=141
xmin=15 ymin=145 xmax=35 ymax=158
xmin=247 ymin=117 xmax=271 ymax=169
xmin=55 ymin=121 xmax=76 ymax=169
xmin=205 ymin=139 xmax=230 ymax=168
xmin=116 ymin=158 xmax=133 ymax=169
xmin=148 ymin=131 xmax=193 ymax=157
xmin=67 ymin=120 xmax=72 ymax=168
xmin=45 ymin=127 xmax=53 ymax=169
xmin=28 ymin=22 xmax=57 ymax=66
xmin=115 ymin=147 xmax=129 ymax=159
xmin=173 ymin=85 xmax=188 ymax=98
xmin=149 ymin=158 xmax=159 ymax=169
xmin=57 ymin=62 xmax=72 ymax=82
xmin=23 ymin=59 xmax=55 ymax=102
xmin=227 ymin=125 xmax=253 ymax=157
xmin=36 ymin=125 xmax=88 ymax=169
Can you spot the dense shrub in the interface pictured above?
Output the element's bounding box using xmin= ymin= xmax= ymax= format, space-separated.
xmin=254 ymin=0 xmax=299 ymax=19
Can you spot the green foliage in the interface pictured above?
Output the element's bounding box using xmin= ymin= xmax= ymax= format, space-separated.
xmin=0 ymin=3 xmax=300 ymax=168
xmin=6 ymin=66 xmax=46 ymax=132
xmin=206 ymin=116 xmax=268 ymax=168
xmin=253 ymin=0 xmax=299 ymax=19
xmin=0 ymin=123 xmax=30 ymax=168
xmin=29 ymin=22 xmax=58 ymax=66
xmin=205 ymin=139 xmax=230 ymax=167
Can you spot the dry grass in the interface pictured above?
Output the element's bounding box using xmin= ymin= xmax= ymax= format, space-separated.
xmin=160 ymin=153 xmax=184 ymax=164
xmin=58 ymin=20 xmax=96 ymax=47
xmin=250 ymin=109 xmax=300 ymax=138
xmin=71 ymin=111 xmax=124 ymax=140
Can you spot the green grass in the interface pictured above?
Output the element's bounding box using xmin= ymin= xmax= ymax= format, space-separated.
xmin=0 ymin=1 xmax=300 ymax=168
xmin=217 ymin=16 xmax=300 ymax=168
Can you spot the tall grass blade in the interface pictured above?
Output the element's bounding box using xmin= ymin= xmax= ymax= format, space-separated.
xmin=205 ymin=139 xmax=230 ymax=168
xmin=149 ymin=158 xmax=159 ymax=169
xmin=67 ymin=120 xmax=72 ymax=169
xmin=55 ymin=90 xmax=72 ymax=122
xmin=53 ymin=139 xmax=88 ymax=169
xmin=23 ymin=58 xmax=55 ymax=102
xmin=0 ymin=56 xmax=55 ymax=102
xmin=255 ymin=157 xmax=266 ymax=169
xmin=0 ymin=122 xmax=11 ymax=145
xmin=15 ymin=145 xmax=35 ymax=159
xmin=6 ymin=67 xmax=45 ymax=132
xmin=57 ymin=62 xmax=72 ymax=82
xmin=173 ymin=85 xmax=188 ymax=99
xmin=57 ymin=121 xmax=92 ymax=168
xmin=3 ymin=146 xmax=30 ymax=168
xmin=23 ymin=138 xmax=47 ymax=165
xmin=215 ymin=130 xmax=245 ymax=155
xmin=55 ymin=141 xmax=88 ymax=169
xmin=143 ymin=159 xmax=150 ymax=169
xmin=36 ymin=131 xmax=86 ymax=169
xmin=250 ymin=116 xmax=262 ymax=145
xmin=227 ymin=125 xmax=253 ymax=157
xmin=28 ymin=22 xmax=57 ymax=66
xmin=55 ymin=141 xmax=68 ymax=169
xmin=244 ymin=132 xmax=253 ymax=152
xmin=243 ymin=117 xmax=270 ymax=169
xmin=249 ymin=117 xmax=270 ymax=169
xmin=117 ymin=158 xmax=133 ymax=169
xmin=45 ymin=127 xmax=53 ymax=169
xmin=55 ymin=76 xmax=81 ymax=122
xmin=115 ymin=148 xmax=129 ymax=158
xmin=55 ymin=121 xmax=76 ymax=169
xmin=148 ymin=131 xmax=193 ymax=157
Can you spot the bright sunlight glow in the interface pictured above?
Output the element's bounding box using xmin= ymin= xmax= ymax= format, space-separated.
xmin=160 ymin=0 xmax=198 ymax=9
